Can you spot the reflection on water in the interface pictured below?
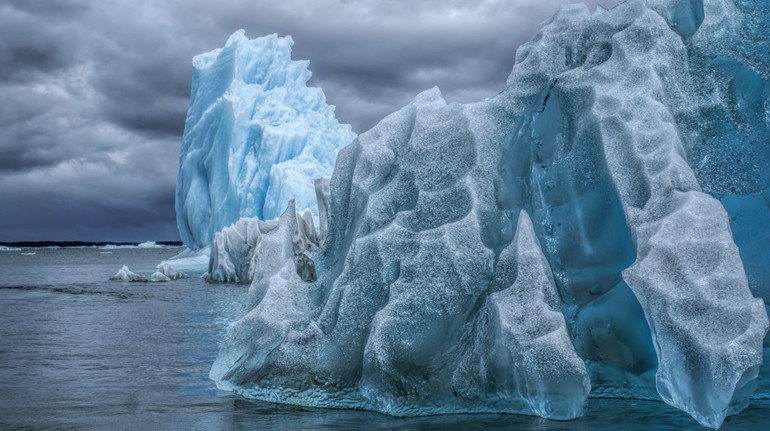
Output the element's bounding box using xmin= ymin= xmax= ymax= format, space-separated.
xmin=0 ymin=247 xmax=767 ymax=430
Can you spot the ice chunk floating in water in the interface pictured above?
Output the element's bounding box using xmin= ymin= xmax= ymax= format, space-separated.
xmin=110 ymin=266 xmax=148 ymax=282
xmin=110 ymin=264 xmax=187 ymax=283
xmin=175 ymin=30 xmax=356 ymax=250
xmin=200 ymin=0 xmax=770 ymax=429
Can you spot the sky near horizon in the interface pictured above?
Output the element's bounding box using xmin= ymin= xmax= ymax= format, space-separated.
xmin=0 ymin=0 xmax=620 ymax=242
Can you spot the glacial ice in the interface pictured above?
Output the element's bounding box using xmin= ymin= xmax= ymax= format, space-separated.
xmin=201 ymin=0 xmax=769 ymax=428
xmin=175 ymin=30 xmax=356 ymax=250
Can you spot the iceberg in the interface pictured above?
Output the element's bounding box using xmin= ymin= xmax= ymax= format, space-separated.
xmin=175 ymin=30 xmax=357 ymax=251
xmin=202 ymin=0 xmax=769 ymax=428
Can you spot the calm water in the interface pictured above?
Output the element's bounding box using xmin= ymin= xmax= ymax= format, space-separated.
xmin=0 ymin=247 xmax=767 ymax=430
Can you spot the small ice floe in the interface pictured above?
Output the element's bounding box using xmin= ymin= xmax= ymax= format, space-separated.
xmin=109 ymin=263 xmax=188 ymax=282
xmin=109 ymin=265 xmax=148 ymax=282
xmin=150 ymin=271 xmax=170 ymax=282
xmin=0 ymin=246 xmax=21 ymax=251
xmin=155 ymin=262 xmax=188 ymax=280
xmin=20 ymin=252 xmax=36 ymax=256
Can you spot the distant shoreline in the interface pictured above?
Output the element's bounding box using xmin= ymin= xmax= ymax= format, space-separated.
xmin=0 ymin=241 xmax=184 ymax=248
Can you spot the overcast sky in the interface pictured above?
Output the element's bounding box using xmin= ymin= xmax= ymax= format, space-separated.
xmin=0 ymin=0 xmax=619 ymax=242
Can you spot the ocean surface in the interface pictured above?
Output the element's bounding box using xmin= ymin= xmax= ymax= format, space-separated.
xmin=0 ymin=247 xmax=767 ymax=430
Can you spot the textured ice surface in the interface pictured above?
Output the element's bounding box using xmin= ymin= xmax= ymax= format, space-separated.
xmin=175 ymin=30 xmax=356 ymax=250
xmin=488 ymin=211 xmax=590 ymax=418
xmin=208 ymin=0 xmax=768 ymax=428
xmin=211 ymin=89 xmax=592 ymax=418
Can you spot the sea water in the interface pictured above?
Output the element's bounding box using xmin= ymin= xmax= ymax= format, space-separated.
xmin=0 ymin=247 xmax=767 ymax=430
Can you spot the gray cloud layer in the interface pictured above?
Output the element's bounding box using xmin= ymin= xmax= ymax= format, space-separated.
xmin=0 ymin=0 xmax=619 ymax=242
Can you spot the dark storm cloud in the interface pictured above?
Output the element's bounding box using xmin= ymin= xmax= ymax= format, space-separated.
xmin=0 ymin=5 xmax=83 ymax=81
xmin=0 ymin=0 xmax=620 ymax=241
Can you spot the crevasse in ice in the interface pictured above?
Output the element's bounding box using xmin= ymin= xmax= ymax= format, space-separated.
xmin=175 ymin=30 xmax=356 ymax=250
xmin=202 ymin=0 xmax=769 ymax=429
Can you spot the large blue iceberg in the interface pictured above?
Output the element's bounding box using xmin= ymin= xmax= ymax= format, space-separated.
xmin=175 ymin=30 xmax=356 ymax=250
xmin=174 ymin=0 xmax=770 ymax=428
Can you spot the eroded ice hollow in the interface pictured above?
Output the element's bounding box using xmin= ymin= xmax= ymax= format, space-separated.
xmin=191 ymin=0 xmax=770 ymax=428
